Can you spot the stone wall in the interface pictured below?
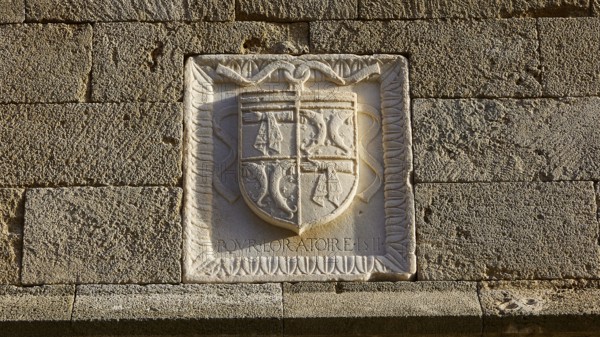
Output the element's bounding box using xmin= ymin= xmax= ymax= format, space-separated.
xmin=1 ymin=0 xmax=600 ymax=336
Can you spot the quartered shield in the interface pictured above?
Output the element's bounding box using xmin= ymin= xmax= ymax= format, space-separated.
xmin=238 ymin=90 xmax=359 ymax=234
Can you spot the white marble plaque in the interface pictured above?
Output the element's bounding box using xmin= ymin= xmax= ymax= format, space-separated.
xmin=183 ymin=54 xmax=415 ymax=282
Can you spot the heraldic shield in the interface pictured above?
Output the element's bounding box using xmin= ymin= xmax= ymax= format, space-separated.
xmin=239 ymin=90 xmax=359 ymax=234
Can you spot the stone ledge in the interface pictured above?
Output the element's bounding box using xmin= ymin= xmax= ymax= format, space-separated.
xmin=1 ymin=282 xmax=600 ymax=336
xmin=283 ymin=282 xmax=482 ymax=335
xmin=71 ymin=283 xmax=282 ymax=336
xmin=481 ymin=280 xmax=600 ymax=336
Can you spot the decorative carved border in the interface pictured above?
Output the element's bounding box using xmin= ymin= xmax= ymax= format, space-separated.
xmin=183 ymin=55 xmax=415 ymax=282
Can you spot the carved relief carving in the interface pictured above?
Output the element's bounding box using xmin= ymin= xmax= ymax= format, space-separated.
xmin=184 ymin=55 xmax=415 ymax=282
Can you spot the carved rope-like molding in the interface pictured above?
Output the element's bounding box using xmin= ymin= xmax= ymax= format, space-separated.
xmin=183 ymin=55 xmax=414 ymax=282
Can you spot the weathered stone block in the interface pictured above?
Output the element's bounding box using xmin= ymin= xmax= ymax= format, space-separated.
xmin=311 ymin=19 xmax=541 ymax=98
xmin=416 ymin=182 xmax=600 ymax=280
xmin=594 ymin=0 xmax=600 ymax=15
xmin=26 ymin=0 xmax=182 ymax=22
xmin=0 ymin=285 xmax=74 ymax=321
xmin=0 ymin=103 xmax=182 ymax=186
xmin=0 ymin=189 xmax=24 ymax=285
xmin=22 ymin=187 xmax=182 ymax=285
xmin=413 ymin=98 xmax=600 ymax=182
xmin=0 ymin=285 xmax=75 ymax=337
xmin=359 ymin=0 xmax=590 ymax=19
xmin=72 ymin=283 xmax=282 ymax=335
xmin=93 ymin=22 xmax=308 ymax=102
xmin=283 ymin=282 xmax=481 ymax=335
xmin=481 ymin=280 xmax=600 ymax=335
xmin=184 ymin=0 xmax=234 ymax=21
xmin=0 ymin=0 xmax=24 ymax=23
xmin=238 ymin=0 xmax=357 ymax=21
xmin=540 ymin=18 xmax=600 ymax=97
xmin=0 ymin=24 xmax=91 ymax=103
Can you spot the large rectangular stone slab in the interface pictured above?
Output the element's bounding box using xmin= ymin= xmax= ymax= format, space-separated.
xmin=72 ymin=284 xmax=282 ymax=335
xmin=184 ymin=0 xmax=234 ymax=21
xmin=481 ymin=280 xmax=600 ymax=336
xmin=183 ymin=54 xmax=415 ymax=282
xmin=283 ymin=282 xmax=481 ymax=335
xmin=310 ymin=19 xmax=541 ymax=98
xmin=413 ymin=98 xmax=600 ymax=182
xmin=22 ymin=187 xmax=182 ymax=285
xmin=0 ymin=103 xmax=181 ymax=187
xmin=237 ymin=0 xmax=357 ymax=21
xmin=25 ymin=0 xmax=182 ymax=22
xmin=0 ymin=24 xmax=91 ymax=103
xmin=92 ymin=22 xmax=308 ymax=102
xmin=539 ymin=18 xmax=600 ymax=97
xmin=0 ymin=189 xmax=24 ymax=285
xmin=416 ymin=182 xmax=600 ymax=280
xmin=0 ymin=0 xmax=24 ymax=23
xmin=359 ymin=0 xmax=590 ymax=19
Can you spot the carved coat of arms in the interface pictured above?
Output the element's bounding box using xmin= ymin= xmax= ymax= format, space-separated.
xmin=239 ymin=89 xmax=358 ymax=234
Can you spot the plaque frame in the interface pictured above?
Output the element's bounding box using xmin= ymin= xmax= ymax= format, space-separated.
xmin=183 ymin=54 xmax=415 ymax=282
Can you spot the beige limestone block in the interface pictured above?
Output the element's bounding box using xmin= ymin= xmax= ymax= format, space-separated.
xmin=0 ymin=0 xmax=24 ymax=23
xmin=540 ymin=17 xmax=600 ymax=97
xmin=0 ymin=189 xmax=24 ymax=285
xmin=92 ymin=22 xmax=308 ymax=102
xmin=237 ymin=0 xmax=357 ymax=21
xmin=72 ymin=283 xmax=282 ymax=335
xmin=283 ymin=282 xmax=481 ymax=335
xmin=184 ymin=0 xmax=234 ymax=21
xmin=481 ymin=280 xmax=600 ymax=335
xmin=595 ymin=0 xmax=600 ymax=14
xmin=0 ymin=285 xmax=74 ymax=321
xmin=22 ymin=187 xmax=182 ymax=285
xmin=413 ymin=98 xmax=600 ymax=182
xmin=310 ymin=19 xmax=541 ymax=98
xmin=0 ymin=285 xmax=75 ymax=336
xmin=360 ymin=0 xmax=590 ymax=19
xmin=0 ymin=103 xmax=181 ymax=187
xmin=26 ymin=0 xmax=182 ymax=22
xmin=416 ymin=182 xmax=600 ymax=280
xmin=0 ymin=24 xmax=91 ymax=103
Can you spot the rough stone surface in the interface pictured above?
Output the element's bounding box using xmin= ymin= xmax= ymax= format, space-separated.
xmin=359 ymin=0 xmax=590 ymax=19
xmin=413 ymin=98 xmax=600 ymax=182
xmin=0 ymin=103 xmax=182 ymax=187
xmin=26 ymin=0 xmax=182 ymax=22
xmin=284 ymin=282 xmax=481 ymax=335
xmin=311 ymin=19 xmax=541 ymax=98
xmin=540 ymin=18 xmax=600 ymax=97
xmin=93 ymin=22 xmax=309 ymax=102
xmin=184 ymin=0 xmax=234 ymax=21
xmin=481 ymin=280 xmax=600 ymax=335
xmin=22 ymin=187 xmax=182 ymax=285
xmin=0 ymin=285 xmax=74 ymax=321
xmin=72 ymin=283 xmax=282 ymax=335
xmin=238 ymin=0 xmax=357 ymax=21
xmin=0 ymin=24 xmax=92 ymax=103
xmin=0 ymin=285 xmax=75 ymax=336
xmin=416 ymin=182 xmax=600 ymax=281
xmin=0 ymin=189 xmax=24 ymax=285
xmin=0 ymin=0 xmax=24 ymax=23
xmin=595 ymin=0 xmax=600 ymax=15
